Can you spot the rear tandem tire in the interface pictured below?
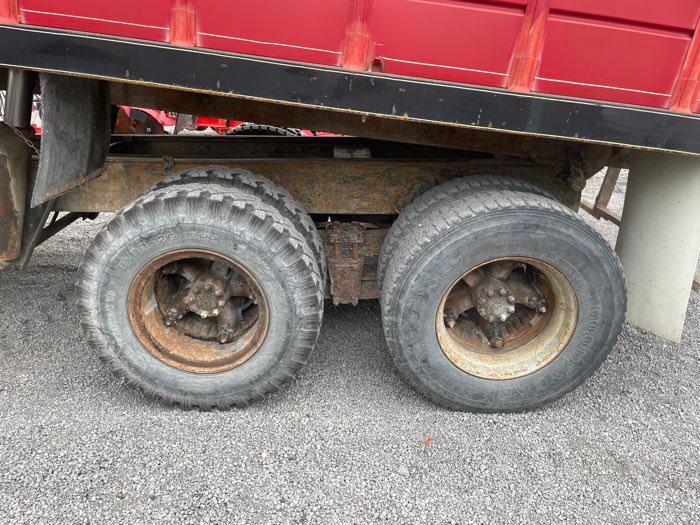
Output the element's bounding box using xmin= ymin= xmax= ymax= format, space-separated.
xmin=378 ymin=174 xmax=554 ymax=291
xmin=380 ymin=189 xmax=626 ymax=412
xmin=77 ymin=183 xmax=324 ymax=408
xmin=151 ymin=167 xmax=327 ymax=286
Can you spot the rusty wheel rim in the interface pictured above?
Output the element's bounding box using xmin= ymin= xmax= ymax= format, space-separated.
xmin=436 ymin=257 xmax=578 ymax=380
xmin=127 ymin=249 xmax=269 ymax=374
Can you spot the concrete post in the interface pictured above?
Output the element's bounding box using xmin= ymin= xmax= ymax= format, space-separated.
xmin=616 ymin=151 xmax=700 ymax=342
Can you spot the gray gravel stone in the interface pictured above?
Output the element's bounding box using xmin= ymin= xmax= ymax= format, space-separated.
xmin=0 ymin=172 xmax=698 ymax=524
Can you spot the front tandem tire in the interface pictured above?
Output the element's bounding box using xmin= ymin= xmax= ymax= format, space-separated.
xmin=380 ymin=189 xmax=626 ymax=412
xmin=77 ymin=183 xmax=324 ymax=408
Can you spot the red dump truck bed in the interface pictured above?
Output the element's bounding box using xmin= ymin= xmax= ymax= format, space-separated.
xmin=2 ymin=1 xmax=700 ymax=154
xmin=3 ymin=0 xmax=700 ymax=110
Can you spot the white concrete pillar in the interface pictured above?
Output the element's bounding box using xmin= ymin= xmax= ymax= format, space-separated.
xmin=616 ymin=151 xmax=700 ymax=342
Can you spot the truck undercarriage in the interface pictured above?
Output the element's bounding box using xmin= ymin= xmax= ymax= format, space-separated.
xmin=1 ymin=15 xmax=699 ymax=411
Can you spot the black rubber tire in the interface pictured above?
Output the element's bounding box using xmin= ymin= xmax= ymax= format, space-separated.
xmin=380 ymin=189 xmax=626 ymax=412
xmin=151 ymin=167 xmax=327 ymax=285
xmin=378 ymin=175 xmax=554 ymax=291
xmin=227 ymin=123 xmax=304 ymax=137
xmin=77 ymin=183 xmax=324 ymax=408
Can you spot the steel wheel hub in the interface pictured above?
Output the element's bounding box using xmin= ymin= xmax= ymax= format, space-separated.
xmin=436 ymin=257 xmax=578 ymax=380
xmin=128 ymin=250 xmax=268 ymax=374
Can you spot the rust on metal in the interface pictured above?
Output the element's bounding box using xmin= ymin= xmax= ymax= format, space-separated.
xmin=325 ymin=221 xmax=366 ymax=306
xmin=53 ymin=157 xmax=573 ymax=215
xmin=319 ymin=225 xmax=387 ymax=303
xmin=580 ymin=166 xmax=622 ymax=226
xmin=0 ymin=124 xmax=32 ymax=264
xmin=127 ymin=249 xmax=268 ymax=373
xmin=436 ymin=257 xmax=579 ymax=380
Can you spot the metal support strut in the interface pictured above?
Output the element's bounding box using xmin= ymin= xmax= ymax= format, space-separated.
xmin=0 ymin=68 xmax=34 ymax=267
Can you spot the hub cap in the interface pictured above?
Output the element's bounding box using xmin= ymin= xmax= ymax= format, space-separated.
xmin=128 ymin=250 xmax=268 ymax=374
xmin=436 ymin=257 xmax=578 ymax=380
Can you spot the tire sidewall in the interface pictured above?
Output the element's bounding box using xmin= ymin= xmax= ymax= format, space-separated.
xmin=90 ymin=217 xmax=307 ymax=402
xmin=386 ymin=210 xmax=624 ymax=411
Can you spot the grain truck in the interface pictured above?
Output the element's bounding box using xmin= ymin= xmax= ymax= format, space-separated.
xmin=1 ymin=0 xmax=699 ymax=412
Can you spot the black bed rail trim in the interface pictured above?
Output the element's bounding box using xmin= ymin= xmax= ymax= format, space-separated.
xmin=1 ymin=24 xmax=700 ymax=155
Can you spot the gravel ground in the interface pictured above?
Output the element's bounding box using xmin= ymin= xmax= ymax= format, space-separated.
xmin=1 ymin=172 xmax=698 ymax=524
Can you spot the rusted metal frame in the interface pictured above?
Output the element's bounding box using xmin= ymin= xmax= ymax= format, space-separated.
xmin=16 ymin=199 xmax=54 ymax=270
xmin=53 ymin=155 xmax=570 ymax=215
xmin=580 ymin=167 xmax=622 ymax=225
xmin=0 ymin=68 xmax=34 ymax=267
xmin=34 ymin=211 xmax=98 ymax=247
xmin=324 ymin=222 xmax=366 ymax=305
xmin=108 ymin=134 xmax=492 ymax=161
xmin=319 ymin=226 xmax=387 ymax=302
xmin=109 ymin=82 xmax=609 ymax=166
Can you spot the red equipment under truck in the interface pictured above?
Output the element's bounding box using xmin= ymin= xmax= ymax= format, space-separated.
xmin=0 ymin=0 xmax=698 ymax=412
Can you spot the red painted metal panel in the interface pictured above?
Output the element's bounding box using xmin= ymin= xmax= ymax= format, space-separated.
xmin=508 ymin=0 xmax=548 ymax=91
xmin=371 ymin=0 xmax=526 ymax=87
xmin=19 ymin=0 xmax=171 ymax=41
xmin=196 ymin=1 xmax=353 ymax=66
xmin=550 ymin=0 xmax=700 ymax=31
xmin=11 ymin=0 xmax=700 ymax=113
xmin=535 ymin=15 xmax=692 ymax=107
xmin=0 ymin=0 xmax=19 ymax=24
xmin=670 ymin=17 xmax=700 ymax=112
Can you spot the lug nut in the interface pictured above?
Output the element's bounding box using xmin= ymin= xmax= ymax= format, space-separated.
xmin=499 ymin=313 xmax=508 ymax=322
xmin=487 ymin=289 xmax=495 ymax=297
xmin=508 ymin=295 xmax=515 ymax=303
xmin=508 ymin=305 xmax=516 ymax=313
xmin=214 ymin=290 xmax=222 ymax=297
xmin=218 ymin=299 xmax=226 ymax=307
xmin=204 ymin=282 xmax=213 ymax=291
xmin=539 ymin=306 xmax=547 ymax=314
xmin=200 ymin=312 xmax=207 ymax=318
xmin=219 ymin=336 xmax=227 ymax=344
xmin=212 ymin=309 xmax=219 ymax=316
xmin=499 ymin=288 xmax=507 ymax=296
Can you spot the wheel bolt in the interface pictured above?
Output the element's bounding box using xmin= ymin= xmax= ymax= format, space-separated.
xmin=508 ymin=305 xmax=515 ymax=313
xmin=200 ymin=312 xmax=207 ymax=318
xmin=214 ymin=290 xmax=222 ymax=298
xmin=212 ymin=309 xmax=219 ymax=316
xmin=499 ymin=288 xmax=507 ymax=296
xmin=487 ymin=290 xmax=495 ymax=297
xmin=204 ymin=282 xmax=213 ymax=291
xmin=539 ymin=306 xmax=547 ymax=314
xmin=508 ymin=295 xmax=515 ymax=303
xmin=499 ymin=313 xmax=508 ymax=322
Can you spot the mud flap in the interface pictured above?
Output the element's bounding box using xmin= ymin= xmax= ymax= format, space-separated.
xmin=31 ymin=74 xmax=110 ymax=207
